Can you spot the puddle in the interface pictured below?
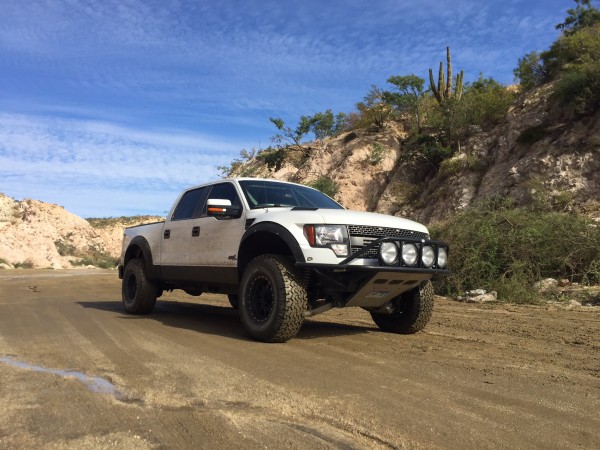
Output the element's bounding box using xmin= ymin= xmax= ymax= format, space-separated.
xmin=0 ymin=356 xmax=125 ymax=400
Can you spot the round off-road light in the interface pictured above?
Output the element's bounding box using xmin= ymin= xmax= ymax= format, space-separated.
xmin=401 ymin=243 xmax=418 ymax=266
xmin=437 ymin=247 xmax=448 ymax=268
xmin=422 ymin=245 xmax=435 ymax=267
xmin=379 ymin=241 xmax=399 ymax=265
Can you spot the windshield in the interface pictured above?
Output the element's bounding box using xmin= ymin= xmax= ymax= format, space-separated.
xmin=238 ymin=180 xmax=343 ymax=210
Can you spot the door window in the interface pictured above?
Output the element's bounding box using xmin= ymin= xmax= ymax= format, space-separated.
xmin=172 ymin=187 xmax=209 ymax=221
xmin=202 ymin=183 xmax=241 ymax=215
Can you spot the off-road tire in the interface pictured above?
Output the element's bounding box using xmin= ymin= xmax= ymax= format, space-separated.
xmin=239 ymin=255 xmax=307 ymax=343
xmin=227 ymin=294 xmax=239 ymax=309
xmin=122 ymin=259 xmax=159 ymax=314
xmin=370 ymin=281 xmax=434 ymax=334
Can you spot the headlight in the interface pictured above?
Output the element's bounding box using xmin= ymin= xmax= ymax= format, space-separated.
xmin=437 ymin=247 xmax=448 ymax=268
xmin=379 ymin=242 xmax=399 ymax=265
xmin=315 ymin=225 xmax=344 ymax=246
xmin=401 ymin=243 xmax=418 ymax=266
xmin=304 ymin=225 xmax=349 ymax=257
xmin=422 ymin=245 xmax=435 ymax=267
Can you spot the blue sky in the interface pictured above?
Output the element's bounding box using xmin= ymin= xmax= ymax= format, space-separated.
xmin=0 ymin=0 xmax=571 ymax=217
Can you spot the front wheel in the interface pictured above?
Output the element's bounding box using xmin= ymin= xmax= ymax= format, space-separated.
xmin=122 ymin=259 xmax=159 ymax=314
xmin=370 ymin=281 xmax=434 ymax=334
xmin=239 ymin=255 xmax=307 ymax=343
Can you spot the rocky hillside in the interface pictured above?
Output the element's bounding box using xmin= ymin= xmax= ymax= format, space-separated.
xmin=232 ymin=83 xmax=600 ymax=225
xmin=1 ymin=84 xmax=598 ymax=270
xmin=0 ymin=194 xmax=161 ymax=269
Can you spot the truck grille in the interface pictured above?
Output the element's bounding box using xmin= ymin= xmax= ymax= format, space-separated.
xmin=348 ymin=225 xmax=429 ymax=258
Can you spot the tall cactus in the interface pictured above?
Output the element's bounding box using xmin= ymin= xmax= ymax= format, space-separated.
xmin=429 ymin=47 xmax=464 ymax=106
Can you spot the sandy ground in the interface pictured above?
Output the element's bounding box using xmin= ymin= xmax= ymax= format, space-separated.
xmin=0 ymin=270 xmax=599 ymax=449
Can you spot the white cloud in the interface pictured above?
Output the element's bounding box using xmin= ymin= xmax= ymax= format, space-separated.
xmin=0 ymin=113 xmax=244 ymax=216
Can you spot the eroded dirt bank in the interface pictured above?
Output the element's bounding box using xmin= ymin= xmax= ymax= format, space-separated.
xmin=1 ymin=270 xmax=598 ymax=449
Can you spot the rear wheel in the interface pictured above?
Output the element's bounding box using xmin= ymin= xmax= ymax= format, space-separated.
xmin=239 ymin=255 xmax=307 ymax=342
xmin=122 ymin=259 xmax=159 ymax=314
xmin=370 ymin=281 xmax=434 ymax=334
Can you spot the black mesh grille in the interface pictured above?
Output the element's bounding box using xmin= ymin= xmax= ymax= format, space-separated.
xmin=348 ymin=225 xmax=429 ymax=258
xmin=350 ymin=247 xmax=380 ymax=258
xmin=348 ymin=225 xmax=428 ymax=239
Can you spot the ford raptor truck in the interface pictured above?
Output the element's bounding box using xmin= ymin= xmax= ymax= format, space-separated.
xmin=119 ymin=178 xmax=449 ymax=342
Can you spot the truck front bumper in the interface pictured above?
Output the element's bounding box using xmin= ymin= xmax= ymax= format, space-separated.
xmin=296 ymin=236 xmax=450 ymax=308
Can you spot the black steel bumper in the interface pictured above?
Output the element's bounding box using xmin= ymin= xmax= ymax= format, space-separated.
xmin=296 ymin=236 xmax=450 ymax=275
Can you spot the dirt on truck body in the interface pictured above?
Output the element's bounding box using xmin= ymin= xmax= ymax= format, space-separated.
xmin=0 ymin=269 xmax=599 ymax=449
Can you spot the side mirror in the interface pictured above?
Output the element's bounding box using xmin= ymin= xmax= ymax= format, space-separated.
xmin=206 ymin=199 xmax=242 ymax=219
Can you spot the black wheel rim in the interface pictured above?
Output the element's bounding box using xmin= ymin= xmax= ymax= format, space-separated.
xmin=247 ymin=275 xmax=274 ymax=323
xmin=124 ymin=273 xmax=137 ymax=303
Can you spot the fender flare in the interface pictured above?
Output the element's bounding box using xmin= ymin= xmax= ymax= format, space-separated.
xmin=238 ymin=222 xmax=305 ymax=273
xmin=125 ymin=236 xmax=161 ymax=281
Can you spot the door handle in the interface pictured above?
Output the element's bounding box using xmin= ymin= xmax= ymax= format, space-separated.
xmin=164 ymin=229 xmax=171 ymax=239
xmin=192 ymin=226 xmax=200 ymax=237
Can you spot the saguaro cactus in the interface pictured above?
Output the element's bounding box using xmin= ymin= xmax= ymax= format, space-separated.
xmin=429 ymin=47 xmax=464 ymax=106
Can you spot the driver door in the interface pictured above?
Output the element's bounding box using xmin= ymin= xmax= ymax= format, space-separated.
xmin=188 ymin=182 xmax=246 ymax=267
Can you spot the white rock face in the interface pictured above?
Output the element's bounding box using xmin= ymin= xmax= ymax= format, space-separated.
xmin=0 ymin=194 xmax=161 ymax=269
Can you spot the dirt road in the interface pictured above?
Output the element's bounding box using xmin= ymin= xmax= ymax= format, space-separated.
xmin=0 ymin=270 xmax=599 ymax=449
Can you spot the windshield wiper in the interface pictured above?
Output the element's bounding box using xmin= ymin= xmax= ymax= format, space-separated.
xmin=254 ymin=203 xmax=286 ymax=208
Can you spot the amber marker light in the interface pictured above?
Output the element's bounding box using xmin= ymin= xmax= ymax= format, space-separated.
xmin=303 ymin=225 xmax=316 ymax=246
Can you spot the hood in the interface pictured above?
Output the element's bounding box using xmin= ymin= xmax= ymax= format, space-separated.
xmin=247 ymin=208 xmax=429 ymax=235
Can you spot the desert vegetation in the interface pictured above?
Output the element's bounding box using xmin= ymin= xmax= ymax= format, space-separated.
xmin=431 ymin=197 xmax=600 ymax=302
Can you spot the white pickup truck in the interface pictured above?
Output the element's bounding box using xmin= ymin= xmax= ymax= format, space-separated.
xmin=119 ymin=178 xmax=449 ymax=342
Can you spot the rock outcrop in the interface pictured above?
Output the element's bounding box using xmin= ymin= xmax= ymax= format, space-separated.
xmin=232 ymin=83 xmax=600 ymax=224
xmin=406 ymin=84 xmax=600 ymax=223
xmin=0 ymin=194 xmax=161 ymax=269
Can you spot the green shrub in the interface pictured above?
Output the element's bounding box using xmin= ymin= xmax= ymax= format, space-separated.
xmin=438 ymin=154 xmax=487 ymax=178
xmin=391 ymin=181 xmax=421 ymax=207
xmin=517 ymin=124 xmax=549 ymax=145
xmin=556 ymin=0 xmax=600 ymax=36
xmin=514 ymin=51 xmax=547 ymax=91
xmin=14 ymin=260 xmax=34 ymax=269
xmin=525 ymin=177 xmax=575 ymax=212
xmin=430 ymin=201 xmax=600 ymax=303
xmin=239 ymin=166 xmax=257 ymax=177
xmin=543 ymin=22 xmax=600 ymax=79
xmin=402 ymin=134 xmax=453 ymax=172
xmin=72 ymin=256 xmax=119 ymax=269
xmin=460 ymin=77 xmax=515 ymax=129
xmin=366 ymin=143 xmax=386 ymax=165
xmin=87 ymin=216 xmax=164 ymax=228
xmin=54 ymin=239 xmax=77 ymax=256
xmin=342 ymin=131 xmax=358 ymax=144
xmin=307 ymin=177 xmax=339 ymax=198
xmin=71 ymin=247 xmax=119 ymax=269
xmin=553 ymin=59 xmax=600 ymax=114
xmin=354 ymin=86 xmax=394 ymax=129
xmin=257 ymin=148 xmax=287 ymax=172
